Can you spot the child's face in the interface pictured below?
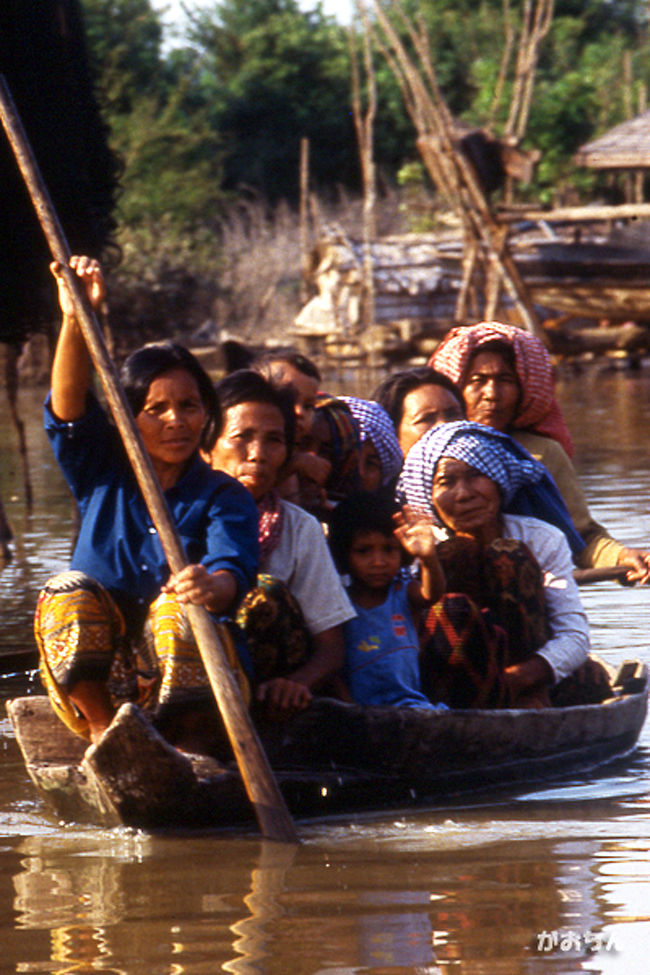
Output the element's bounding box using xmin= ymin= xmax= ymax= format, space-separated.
xmin=348 ymin=530 xmax=402 ymax=592
xmin=270 ymin=362 xmax=319 ymax=441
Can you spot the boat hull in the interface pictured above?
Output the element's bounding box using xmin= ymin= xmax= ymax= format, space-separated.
xmin=7 ymin=663 xmax=648 ymax=830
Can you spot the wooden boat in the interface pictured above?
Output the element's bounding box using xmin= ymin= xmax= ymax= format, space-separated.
xmin=6 ymin=659 xmax=648 ymax=830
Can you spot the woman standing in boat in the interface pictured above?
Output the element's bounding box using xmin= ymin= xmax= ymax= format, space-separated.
xmin=429 ymin=322 xmax=650 ymax=582
xmin=35 ymin=257 xmax=259 ymax=749
xmin=398 ymin=421 xmax=598 ymax=709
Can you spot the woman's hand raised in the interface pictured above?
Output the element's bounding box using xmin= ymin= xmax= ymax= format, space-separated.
xmin=50 ymin=256 xmax=107 ymax=421
xmin=50 ymin=255 xmax=106 ymax=318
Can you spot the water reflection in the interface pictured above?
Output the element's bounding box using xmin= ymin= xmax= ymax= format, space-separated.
xmin=2 ymin=365 xmax=650 ymax=972
xmin=224 ymin=841 xmax=297 ymax=975
xmin=6 ymin=805 xmax=650 ymax=973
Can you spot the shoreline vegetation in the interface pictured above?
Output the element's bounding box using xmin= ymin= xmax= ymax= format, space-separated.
xmin=2 ymin=0 xmax=649 ymax=383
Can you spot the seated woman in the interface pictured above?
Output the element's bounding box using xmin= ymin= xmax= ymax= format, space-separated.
xmin=207 ymin=370 xmax=356 ymax=719
xmin=430 ymin=322 xmax=650 ymax=582
xmin=398 ymin=421 xmax=599 ymax=709
xmin=339 ymin=397 xmax=404 ymax=492
xmin=328 ymin=490 xmax=447 ymax=709
xmin=373 ymin=367 xmax=465 ymax=456
xmin=36 ymin=257 xmax=259 ymax=749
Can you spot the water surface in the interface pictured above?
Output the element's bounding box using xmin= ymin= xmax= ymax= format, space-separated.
xmin=1 ymin=364 xmax=649 ymax=973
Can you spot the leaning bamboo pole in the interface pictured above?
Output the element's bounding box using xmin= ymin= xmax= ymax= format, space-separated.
xmin=369 ymin=0 xmax=543 ymax=336
xmin=351 ymin=2 xmax=378 ymax=341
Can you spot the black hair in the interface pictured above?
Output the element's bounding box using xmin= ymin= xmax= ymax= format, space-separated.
xmin=328 ymin=488 xmax=400 ymax=574
xmin=120 ymin=341 xmax=221 ymax=451
xmin=254 ymin=348 xmax=322 ymax=383
xmin=214 ymin=369 xmax=296 ymax=449
xmin=372 ymin=367 xmax=465 ymax=431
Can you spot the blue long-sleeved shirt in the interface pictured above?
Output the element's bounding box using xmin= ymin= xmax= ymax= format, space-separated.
xmin=45 ymin=393 xmax=259 ymax=626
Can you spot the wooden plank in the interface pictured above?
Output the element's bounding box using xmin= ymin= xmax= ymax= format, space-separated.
xmin=498 ymin=203 xmax=650 ymax=223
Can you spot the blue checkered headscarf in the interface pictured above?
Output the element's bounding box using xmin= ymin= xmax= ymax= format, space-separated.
xmin=340 ymin=396 xmax=403 ymax=485
xmin=397 ymin=421 xmax=584 ymax=555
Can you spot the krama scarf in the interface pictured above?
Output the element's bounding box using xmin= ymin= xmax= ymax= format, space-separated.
xmin=396 ymin=421 xmax=584 ymax=556
xmin=429 ymin=321 xmax=574 ymax=457
xmin=257 ymin=491 xmax=284 ymax=561
xmin=339 ymin=396 xmax=403 ymax=484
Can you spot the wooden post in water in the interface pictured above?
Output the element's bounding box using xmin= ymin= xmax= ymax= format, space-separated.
xmin=0 ymin=75 xmax=298 ymax=844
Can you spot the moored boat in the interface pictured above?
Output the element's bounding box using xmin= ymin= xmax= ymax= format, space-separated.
xmin=6 ymin=659 xmax=648 ymax=831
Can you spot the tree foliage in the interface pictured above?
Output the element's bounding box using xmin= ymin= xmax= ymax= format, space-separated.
xmin=186 ymin=0 xmax=358 ymax=200
xmin=78 ymin=0 xmax=650 ymax=223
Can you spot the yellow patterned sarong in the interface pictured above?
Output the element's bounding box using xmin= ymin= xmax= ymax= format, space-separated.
xmin=35 ymin=571 xmax=249 ymax=740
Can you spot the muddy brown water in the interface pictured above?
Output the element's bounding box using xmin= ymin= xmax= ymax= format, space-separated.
xmin=1 ymin=364 xmax=650 ymax=974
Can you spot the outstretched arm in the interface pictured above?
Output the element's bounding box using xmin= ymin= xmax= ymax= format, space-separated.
xmin=50 ymin=256 xmax=106 ymax=421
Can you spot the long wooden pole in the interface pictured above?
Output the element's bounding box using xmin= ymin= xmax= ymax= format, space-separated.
xmin=573 ymin=566 xmax=633 ymax=585
xmin=0 ymin=75 xmax=298 ymax=844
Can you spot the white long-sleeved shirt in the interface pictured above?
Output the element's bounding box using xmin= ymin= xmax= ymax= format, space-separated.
xmin=262 ymin=500 xmax=356 ymax=636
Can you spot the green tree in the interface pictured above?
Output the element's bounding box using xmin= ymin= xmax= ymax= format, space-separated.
xmin=82 ymin=0 xmax=164 ymax=112
xmin=186 ymin=0 xmax=358 ymax=200
xmin=81 ymin=0 xmax=226 ymax=228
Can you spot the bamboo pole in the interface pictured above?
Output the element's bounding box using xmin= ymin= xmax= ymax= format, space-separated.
xmin=497 ymin=202 xmax=650 ymax=223
xmin=0 ymin=75 xmax=298 ymax=844
xmin=299 ymin=137 xmax=310 ymax=306
xmin=573 ymin=566 xmax=633 ymax=585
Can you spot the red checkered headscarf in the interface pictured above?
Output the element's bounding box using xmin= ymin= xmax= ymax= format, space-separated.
xmin=429 ymin=322 xmax=574 ymax=457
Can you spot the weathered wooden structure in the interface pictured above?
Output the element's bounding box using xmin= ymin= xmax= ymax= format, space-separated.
xmin=295 ymin=2 xmax=650 ymax=366
xmin=7 ymin=658 xmax=647 ymax=829
xmin=575 ymin=110 xmax=650 ymax=202
xmin=292 ymin=221 xmax=650 ymax=364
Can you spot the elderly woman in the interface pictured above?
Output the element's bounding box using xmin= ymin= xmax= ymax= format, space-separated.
xmin=339 ymin=396 xmax=404 ymax=491
xmin=36 ymin=258 xmax=258 ymax=750
xmin=373 ymin=367 xmax=465 ymax=456
xmin=398 ymin=421 xmax=597 ymax=709
xmin=208 ymin=370 xmax=355 ymax=719
xmin=430 ymin=322 xmax=650 ymax=582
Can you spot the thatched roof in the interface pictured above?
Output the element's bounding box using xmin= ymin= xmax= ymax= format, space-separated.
xmin=575 ymin=111 xmax=650 ymax=170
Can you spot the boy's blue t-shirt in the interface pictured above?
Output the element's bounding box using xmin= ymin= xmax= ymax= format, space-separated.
xmin=343 ymin=579 xmax=447 ymax=710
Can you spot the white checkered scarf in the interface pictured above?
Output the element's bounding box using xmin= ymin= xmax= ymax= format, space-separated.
xmin=429 ymin=321 xmax=574 ymax=457
xmin=340 ymin=396 xmax=403 ymax=484
xmin=396 ymin=420 xmax=546 ymax=522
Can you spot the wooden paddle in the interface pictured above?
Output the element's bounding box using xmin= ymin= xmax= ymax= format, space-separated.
xmin=0 ymin=75 xmax=298 ymax=844
xmin=573 ymin=565 xmax=634 ymax=585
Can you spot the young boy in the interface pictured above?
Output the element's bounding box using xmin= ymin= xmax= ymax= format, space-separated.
xmin=328 ymin=491 xmax=447 ymax=709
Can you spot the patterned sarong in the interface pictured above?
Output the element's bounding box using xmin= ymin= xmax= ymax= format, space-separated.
xmin=419 ymin=538 xmax=549 ymax=708
xmin=35 ymin=571 xmax=249 ymax=739
xmin=236 ymin=573 xmax=312 ymax=684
